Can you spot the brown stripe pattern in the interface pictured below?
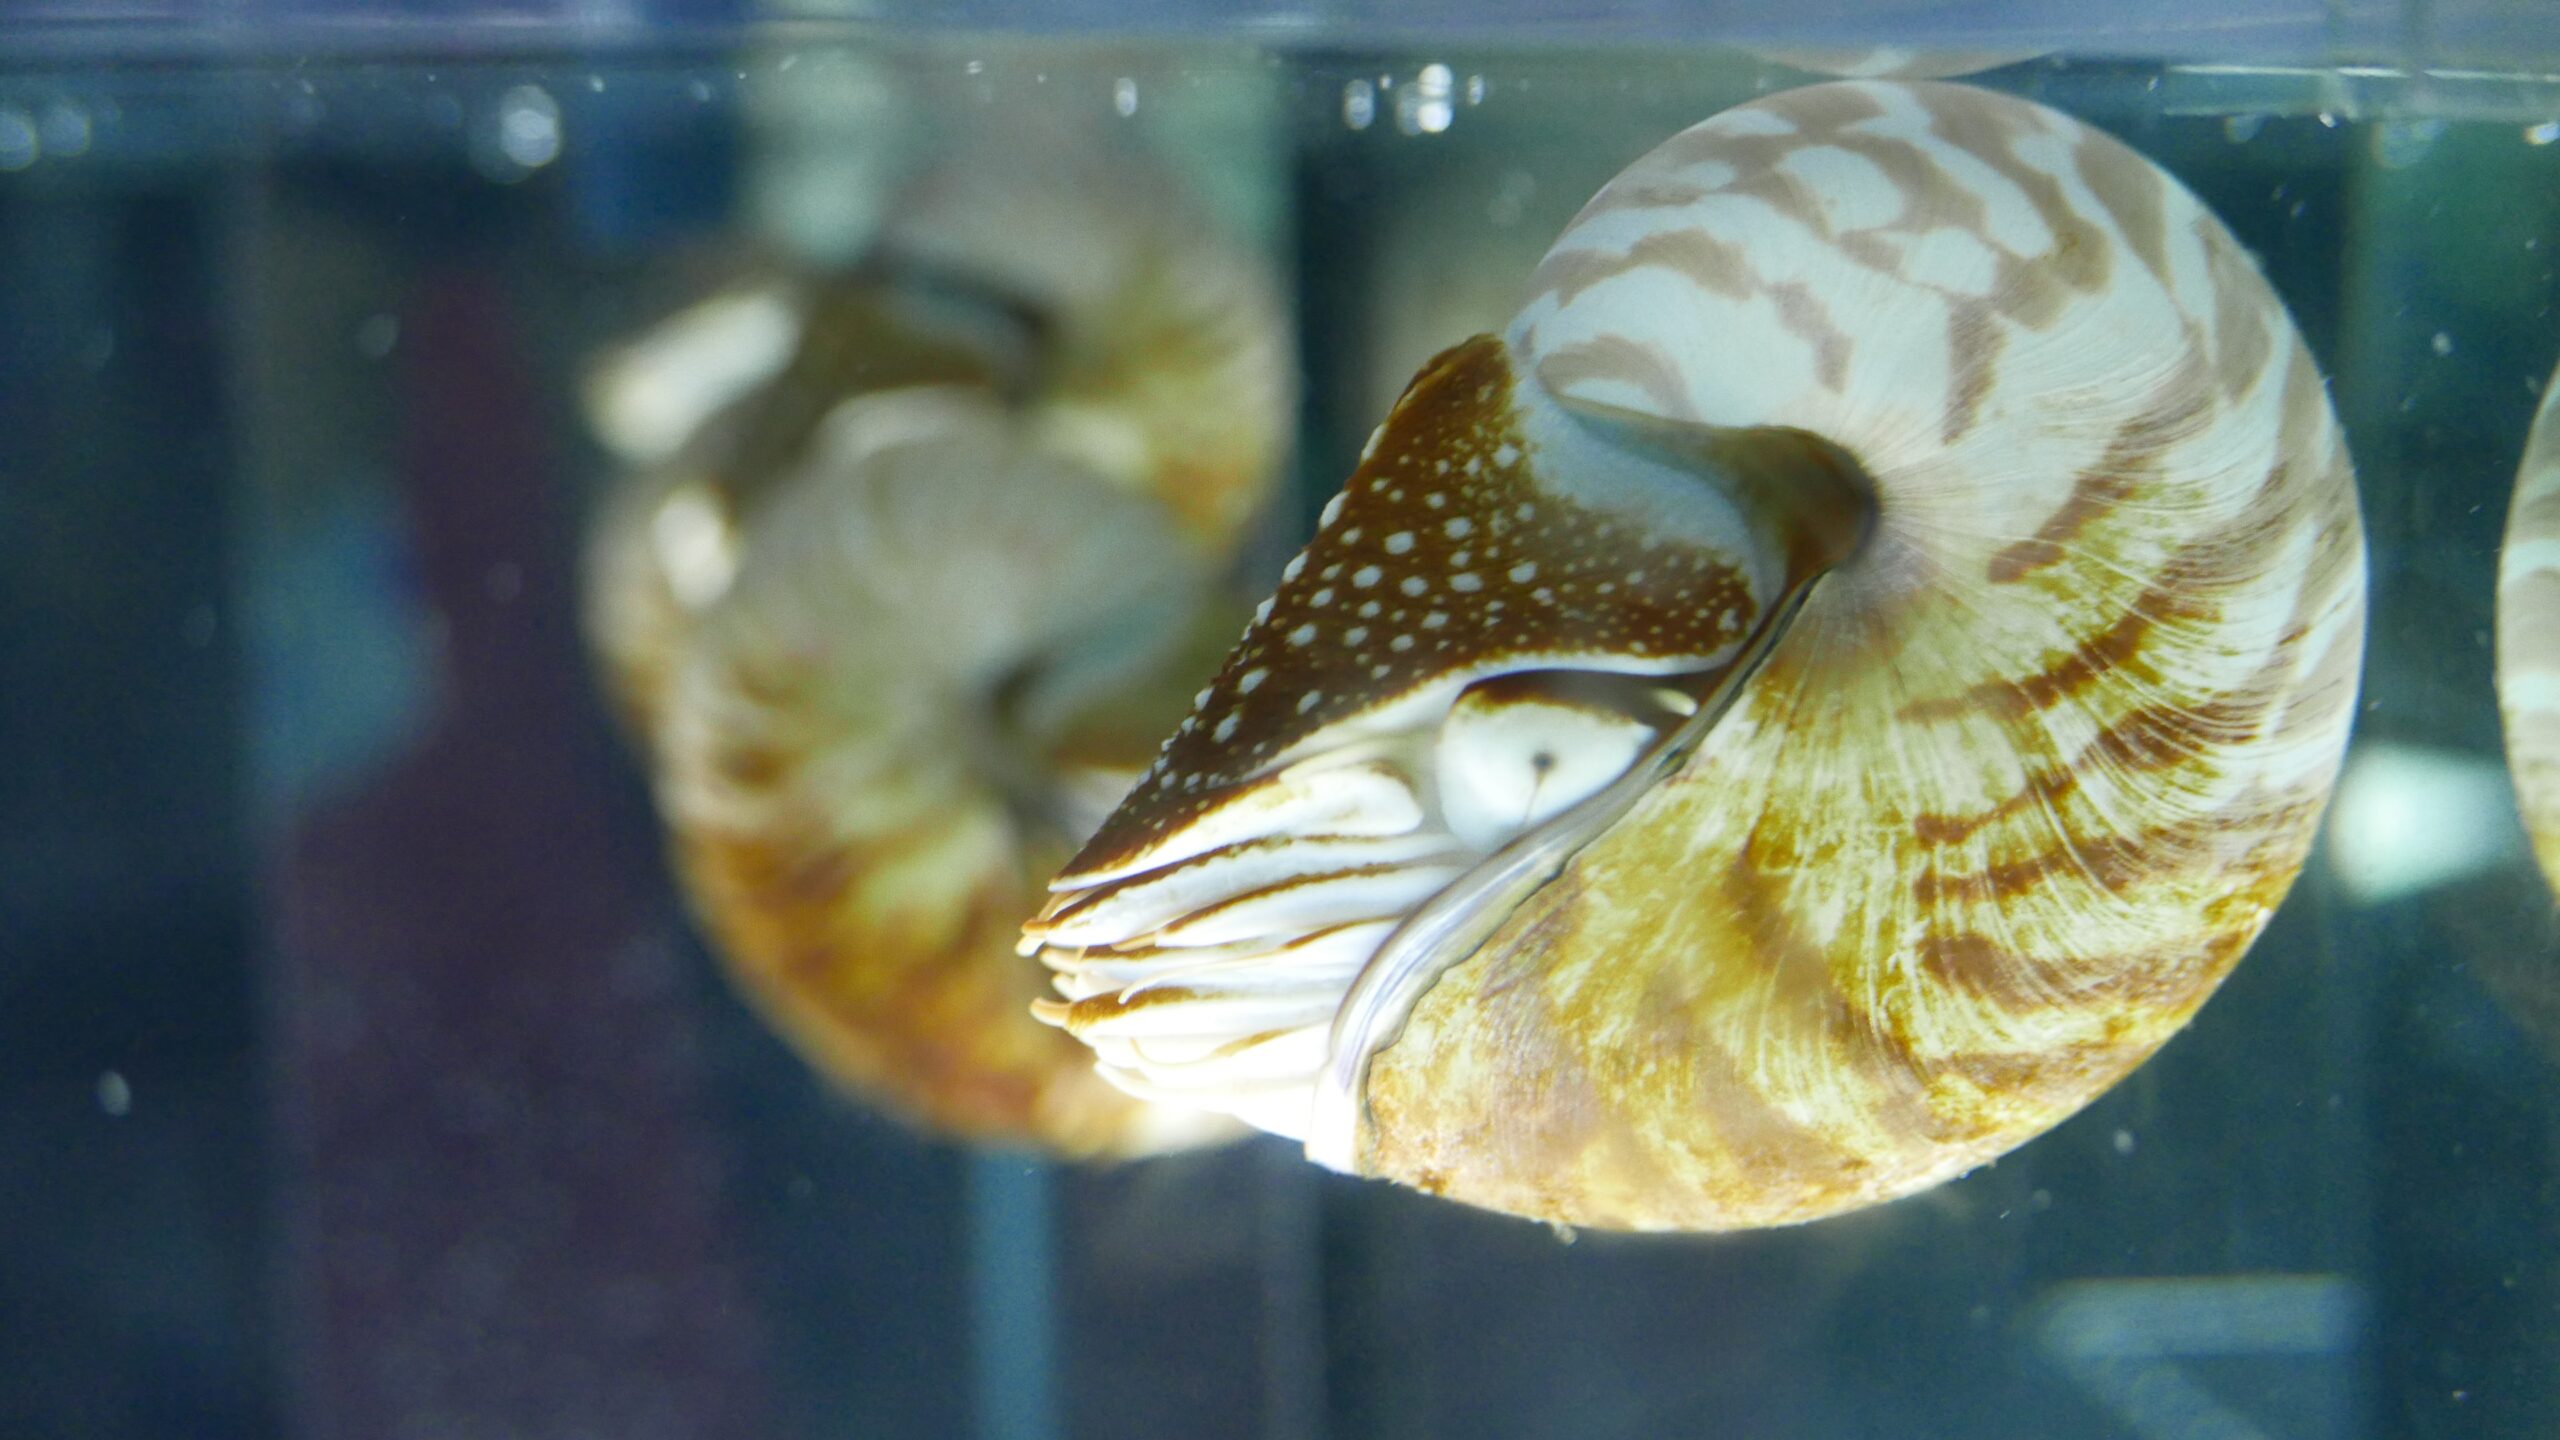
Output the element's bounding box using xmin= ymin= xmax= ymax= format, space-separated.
xmin=2501 ymin=363 xmax=2560 ymax=890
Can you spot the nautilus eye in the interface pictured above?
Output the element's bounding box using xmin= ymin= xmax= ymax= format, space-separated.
xmin=2500 ymin=362 xmax=2560 ymax=893
xmin=1028 ymin=80 xmax=2366 ymax=1228
xmin=583 ymin=143 xmax=1290 ymax=1155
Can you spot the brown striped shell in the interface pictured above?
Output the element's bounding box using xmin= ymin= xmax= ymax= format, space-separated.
xmin=2500 ymin=362 xmax=2560 ymax=890
xmin=581 ymin=149 xmax=1289 ymax=1155
xmin=1026 ymin=81 xmax=2365 ymax=1227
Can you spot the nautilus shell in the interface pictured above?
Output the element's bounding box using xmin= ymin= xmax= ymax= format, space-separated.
xmin=584 ymin=145 xmax=1289 ymax=1154
xmin=2500 ymin=364 xmax=2560 ymax=891
xmin=1028 ymin=81 xmax=2366 ymax=1228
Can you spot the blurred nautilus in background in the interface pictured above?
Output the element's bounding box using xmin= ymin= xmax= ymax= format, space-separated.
xmin=2501 ymin=363 xmax=2560 ymax=895
xmin=1028 ymin=81 xmax=2365 ymax=1229
xmin=583 ymin=142 xmax=1291 ymax=1155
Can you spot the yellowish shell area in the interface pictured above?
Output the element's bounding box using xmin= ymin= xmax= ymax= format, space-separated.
xmin=1358 ymin=82 xmax=2366 ymax=1228
xmin=2500 ymin=368 xmax=2560 ymax=890
xmin=581 ymin=149 xmax=1287 ymax=1155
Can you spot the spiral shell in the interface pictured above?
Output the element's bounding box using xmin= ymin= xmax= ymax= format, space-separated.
xmin=1028 ymin=81 xmax=2365 ymax=1226
xmin=585 ymin=147 xmax=1289 ymax=1154
xmin=2501 ymin=364 xmax=2560 ymax=891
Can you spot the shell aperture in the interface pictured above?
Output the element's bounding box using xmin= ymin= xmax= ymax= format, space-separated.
xmin=1028 ymin=80 xmax=2365 ymax=1228
xmin=2501 ymin=363 xmax=2560 ymax=891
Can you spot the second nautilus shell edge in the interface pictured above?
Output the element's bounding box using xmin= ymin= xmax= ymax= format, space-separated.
xmin=1028 ymin=79 xmax=2368 ymax=1230
xmin=2500 ymin=361 xmax=2560 ymax=896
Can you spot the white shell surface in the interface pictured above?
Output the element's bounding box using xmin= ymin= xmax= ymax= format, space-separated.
xmin=583 ymin=284 xmax=804 ymax=465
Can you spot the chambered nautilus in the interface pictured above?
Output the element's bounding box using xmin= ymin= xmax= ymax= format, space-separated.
xmin=1028 ymin=80 xmax=2366 ymax=1229
xmin=584 ymin=143 xmax=1289 ymax=1154
xmin=2501 ymin=364 xmax=2560 ymax=893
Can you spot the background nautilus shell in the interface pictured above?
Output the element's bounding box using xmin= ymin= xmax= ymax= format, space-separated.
xmin=1030 ymin=79 xmax=2367 ymax=1229
xmin=2501 ymin=362 xmax=2560 ymax=893
xmin=583 ymin=142 xmax=1290 ymax=1155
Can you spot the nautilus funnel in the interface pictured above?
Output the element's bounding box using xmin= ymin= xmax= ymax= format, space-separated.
xmin=583 ymin=144 xmax=1289 ymax=1155
xmin=1028 ymin=80 xmax=2366 ymax=1228
xmin=2500 ymin=363 xmax=2560 ymax=891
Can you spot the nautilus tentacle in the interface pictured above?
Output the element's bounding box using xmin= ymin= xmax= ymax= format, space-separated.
xmin=1029 ymin=80 xmax=2364 ymax=1227
xmin=584 ymin=146 xmax=1287 ymax=1154
xmin=2500 ymin=363 xmax=2560 ymax=891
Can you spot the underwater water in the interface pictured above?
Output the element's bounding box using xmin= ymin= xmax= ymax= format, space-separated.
xmin=4 ymin=23 xmax=2560 ymax=1440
